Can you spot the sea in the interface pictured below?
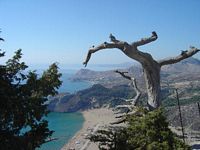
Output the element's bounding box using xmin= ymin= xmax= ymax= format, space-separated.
xmin=36 ymin=65 xmax=130 ymax=150
xmin=38 ymin=70 xmax=91 ymax=150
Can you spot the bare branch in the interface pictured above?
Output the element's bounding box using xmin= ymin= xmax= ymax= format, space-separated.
xmin=112 ymin=70 xmax=141 ymax=124
xmin=130 ymin=78 xmax=141 ymax=105
xmin=115 ymin=70 xmax=131 ymax=80
xmin=131 ymin=31 xmax=158 ymax=47
xmin=158 ymin=46 xmax=200 ymax=66
xmin=83 ymin=41 xmax=129 ymax=67
xmin=125 ymin=99 xmax=135 ymax=102
xmin=44 ymin=137 xmax=59 ymax=143
xmin=115 ymin=70 xmax=141 ymax=106
xmin=115 ymin=113 xmax=126 ymax=118
xmin=111 ymin=109 xmax=141 ymax=124
xmin=83 ymin=32 xmax=157 ymax=67
xmin=116 ymin=105 xmax=133 ymax=110
xmin=113 ymin=110 xmax=122 ymax=114
xmin=110 ymin=117 xmax=126 ymax=125
xmin=115 ymin=110 xmax=140 ymax=119
xmin=83 ymin=31 xmax=199 ymax=110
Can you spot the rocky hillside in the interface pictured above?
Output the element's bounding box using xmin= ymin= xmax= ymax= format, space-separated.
xmin=48 ymin=84 xmax=134 ymax=112
xmin=71 ymin=57 xmax=200 ymax=89
xmin=70 ymin=65 xmax=144 ymax=88
xmin=166 ymin=103 xmax=200 ymax=131
xmin=48 ymin=57 xmax=200 ymax=131
xmin=161 ymin=57 xmax=200 ymax=83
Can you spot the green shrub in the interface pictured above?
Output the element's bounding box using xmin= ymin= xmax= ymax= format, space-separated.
xmin=89 ymin=108 xmax=190 ymax=150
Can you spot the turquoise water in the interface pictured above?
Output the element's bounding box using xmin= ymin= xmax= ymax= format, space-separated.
xmin=38 ymin=72 xmax=90 ymax=150
xmin=38 ymin=112 xmax=84 ymax=150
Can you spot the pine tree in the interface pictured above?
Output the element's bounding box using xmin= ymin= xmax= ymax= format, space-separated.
xmin=0 ymin=47 xmax=62 ymax=149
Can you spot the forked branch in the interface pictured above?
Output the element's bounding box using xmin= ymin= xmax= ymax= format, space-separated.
xmin=83 ymin=31 xmax=199 ymax=110
xmin=110 ymin=117 xmax=126 ymax=125
xmin=83 ymin=38 xmax=130 ymax=67
xmin=83 ymin=32 xmax=158 ymax=67
xmin=158 ymin=46 xmax=200 ymax=66
xmin=115 ymin=70 xmax=141 ymax=106
xmin=131 ymin=31 xmax=158 ymax=47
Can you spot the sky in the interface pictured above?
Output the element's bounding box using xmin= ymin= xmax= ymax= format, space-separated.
xmin=0 ymin=0 xmax=200 ymax=69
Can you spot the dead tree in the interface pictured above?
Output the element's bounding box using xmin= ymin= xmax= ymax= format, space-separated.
xmin=83 ymin=32 xmax=200 ymax=110
xmin=114 ymin=70 xmax=141 ymax=109
xmin=111 ymin=70 xmax=141 ymax=123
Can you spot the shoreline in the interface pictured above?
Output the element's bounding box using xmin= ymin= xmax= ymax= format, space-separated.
xmin=61 ymin=108 xmax=117 ymax=150
xmin=61 ymin=108 xmax=200 ymax=150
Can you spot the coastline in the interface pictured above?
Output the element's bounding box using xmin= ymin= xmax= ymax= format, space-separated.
xmin=61 ymin=108 xmax=117 ymax=150
xmin=61 ymin=108 xmax=200 ymax=150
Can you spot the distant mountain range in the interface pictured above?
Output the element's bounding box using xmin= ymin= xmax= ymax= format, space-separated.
xmin=71 ymin=57 xmax=200 ymax=88
xmin=48 ymin=57 xmax=200 ymax=131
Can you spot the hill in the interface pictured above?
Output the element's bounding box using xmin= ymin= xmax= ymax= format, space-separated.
xmin=48 ymin=84 xmax=134 ymax=112
xmin=48 ymin=57 xmax=200 ymax=132
xmin=166 ymin=103 xmax=200 ymax=131
xmin=71 ymin=57 xmax=200 ymax=88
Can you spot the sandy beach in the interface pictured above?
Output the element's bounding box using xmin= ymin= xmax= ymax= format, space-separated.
xmin=61 ymin=108 xmax=118 ymax=150
xmin=61 ymin=107 xmax=200 ymax=150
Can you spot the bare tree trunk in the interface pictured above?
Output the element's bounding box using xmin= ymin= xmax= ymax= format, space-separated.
xmin=83 ymin=32 xmax=200 ymax=110
xmin=142 ymin=61 xmax=161 ymax=110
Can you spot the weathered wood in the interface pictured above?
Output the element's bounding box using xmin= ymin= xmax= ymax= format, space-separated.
xmin=158 ymin=46 xmax=200 ymax=66
xmin=111 ymin=108 xmax=144 ymax=124
xmin=115 ymin=70 xmax=141 ymax=106
xmin=83 ymin=32 xmax=200 ymax=110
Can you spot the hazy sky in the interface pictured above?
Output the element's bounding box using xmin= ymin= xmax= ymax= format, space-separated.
xmin=0 ymin=0 xmax=200 ymax=68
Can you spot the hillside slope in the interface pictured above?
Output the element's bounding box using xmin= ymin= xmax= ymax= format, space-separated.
xmin=48 ymin=84 xmax=134 ymax=112
xmin=49 ymin=57 xmax=200 ymax=132
xmin=71 ymin=57 xmax=200 ymax=88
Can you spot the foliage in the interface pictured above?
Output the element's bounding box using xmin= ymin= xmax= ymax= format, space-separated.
xmin=0 ymin=48 xmax=62 ymax=150
xmin=89 ymin=126 xmax=128 ymax=150
xmin=89 ymin=108 xmax=191 ymax=150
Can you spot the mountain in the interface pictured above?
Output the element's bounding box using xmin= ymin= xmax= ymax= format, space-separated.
xmin=161 ymin=57 xmax=200 ymax=83
xmin=162 ymin=57 xmax=200 ymax=73
xmin=48 ymin=57 xmax=200 ymax=131
xmin=48 ymin=84 xmax=134 ymax=112
xmin=71 ymin=57 xmax=200 ymax=88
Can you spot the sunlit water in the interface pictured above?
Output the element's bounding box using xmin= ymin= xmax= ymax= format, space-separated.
xmin=38 ymin=72 xmax=91 ymax=150
xmin=58 ymin=72 xmax=92 ymax=93
xmin=38 ymin=112 xmax=84 ymax=150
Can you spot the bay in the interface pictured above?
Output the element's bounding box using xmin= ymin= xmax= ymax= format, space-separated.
xmin=38 ymin=112 xmax=84 ymax=150
xmin=58 ymin=72 xmax=92 ymax=93
xmin=38 ymin=71 xmax=91 ymax=150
